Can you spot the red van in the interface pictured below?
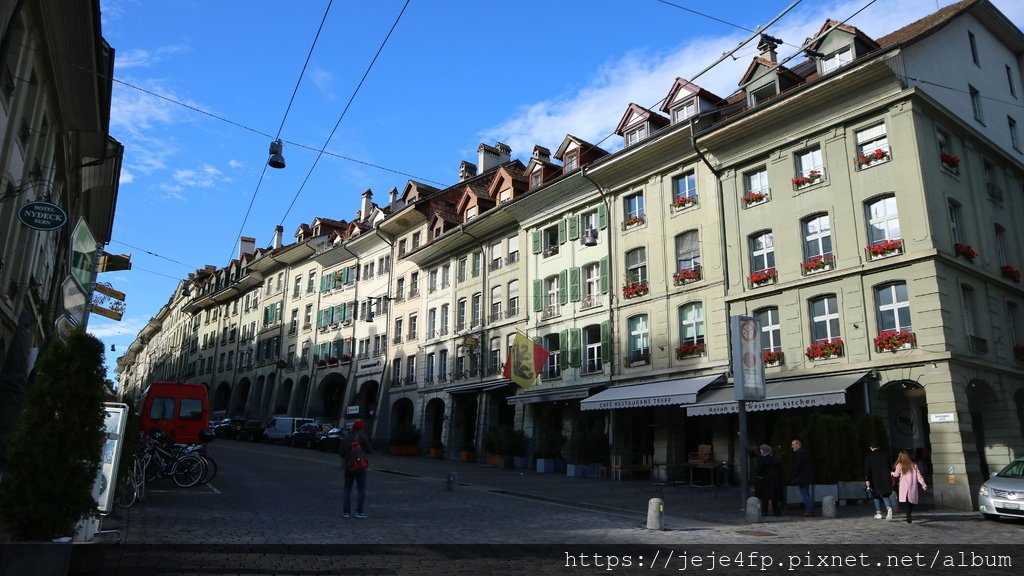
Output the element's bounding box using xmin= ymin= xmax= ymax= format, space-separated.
xmin=140 ymin=381 xmax=210 ymax=444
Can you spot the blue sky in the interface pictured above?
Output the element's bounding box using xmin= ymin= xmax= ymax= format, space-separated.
xmin=90 ymin=0 xmax=1024 ymax=380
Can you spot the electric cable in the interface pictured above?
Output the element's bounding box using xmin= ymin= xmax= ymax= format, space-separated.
xmin=278 ymin=0 xmax=412 ymax=225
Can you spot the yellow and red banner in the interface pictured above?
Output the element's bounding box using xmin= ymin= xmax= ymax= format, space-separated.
xmin=503 ymin=333 xmax=550 ymax=389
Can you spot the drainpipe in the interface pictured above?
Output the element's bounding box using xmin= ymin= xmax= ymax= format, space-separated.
xmin=580 ymin=166 xmax=616 ymax=386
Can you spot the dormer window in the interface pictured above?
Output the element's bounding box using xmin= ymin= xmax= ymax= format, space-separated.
xmin=564 ymin=153 xmax=578 ymax=172
xmin=821 ymin=46 xmax=853 ymax=74
xmin=625 ymin=125 xmax=646 ymax=146
xmin=530 ymin=171 xmax=542 ymax=189
xmin=466 ymin=206 xmax=478 ymax=220
xmin=749 ymin=83 xmax=777 ymax=106
xmin=672 ymin=99 xmax=698 ymax=123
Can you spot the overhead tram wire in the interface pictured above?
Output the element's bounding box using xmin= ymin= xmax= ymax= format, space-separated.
xmin=278 ymin=0 xmax=412 ymax=225
xmin=109 ymin=239 xmax=201 ymax=271
xmin=227 ymin=0 xmax=335 ymax=264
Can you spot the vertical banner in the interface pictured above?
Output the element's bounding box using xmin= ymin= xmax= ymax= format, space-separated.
xmin=731 ymin=316 xmax=766 ymax=401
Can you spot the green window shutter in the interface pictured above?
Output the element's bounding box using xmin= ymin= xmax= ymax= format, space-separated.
xmin=320 ymin=275 xmax=327 ymax=292
xmin=559 ymin=270 xmax=568 ymax=305
xmin=601 ymin=321 xmax=611 ymax=363
xmin=600 ymin=256 xmax=609 ymax=293
xmin=341 ymin=267 xmax=350 ymax=284
xmin=532 ymin=279 xmax=543 ymax=312
xmin=316 ymin=309 xmax=323 ymax=327
xmin=568 ymin=216 xmax=580 ymax=240
xmin=559 ymin=329 xmax=569 ymax=370
xmin=263 ymin=306 xmax=270 ymax=324
xmin=570 ymin=328 xmax=581 ymax=367
xmin=531 ymin=230 xmax=542 ymax=254
xmin=558 ymin=219 xmax=567 ymax=244
xmin=339 ymin=302 xmax=347 ymax=321
xmin=598 ymin=203 xmax=608 ymax=229
xmin=569 ymin=267 xmax=581 ymax=302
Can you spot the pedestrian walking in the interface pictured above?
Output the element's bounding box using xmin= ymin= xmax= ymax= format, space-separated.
xmin=755 ymin=444 xmax=783 ymax=516
xmin=891 ymin=449 xmax=927 ymax=523
xmin=339 ymin=420 xmax=373 ymax=519
xmin=864 ymin=441 xmax=894 ymax=520
xmin=791 ymin=439 xmax=814 ymax=517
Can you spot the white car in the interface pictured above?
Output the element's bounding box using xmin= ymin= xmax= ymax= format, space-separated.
xmin=978 ymin=457 xmax=1024 ymax=521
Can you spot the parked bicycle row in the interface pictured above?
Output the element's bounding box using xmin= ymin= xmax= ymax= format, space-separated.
xmin=116 ymin=429 xmax=217 ymax=509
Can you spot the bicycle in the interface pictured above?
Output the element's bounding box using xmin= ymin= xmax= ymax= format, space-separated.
xmin=116 ymin=452 xmax=145 ymax=508
xmin=142 ymin=432 xmax=207 ymax=488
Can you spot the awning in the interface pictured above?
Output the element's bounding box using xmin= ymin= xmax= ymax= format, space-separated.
xmin=446 ymin=380 xmax=512 ymax=394
xmin=507 ymin=383 xmax=603 ymax=405
xmin=686 ymin=372 xmax=868 ymax=416
xmin=580 ymin=373 xmax=725 ymax=411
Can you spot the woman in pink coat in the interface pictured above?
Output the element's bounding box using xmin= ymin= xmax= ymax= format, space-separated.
xmin=891 ymin=450 xmax=928 ymax=523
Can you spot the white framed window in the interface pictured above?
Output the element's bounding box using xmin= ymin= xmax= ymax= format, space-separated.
xmin=583 ymin=263 xmax=601 ymax=304
xmin=507 ymin=280 xmax=519 ymax=317
xmin=624 ymin=192 xmax=645 ymax=220
xmin=675 ymin=231 xmax=700 ymax=270
xmin=744 ymin=167 xmax=769 ymax=194
xmin=750 ymin=231 xmax=775 ymax=272
xmin=961 ymin=285 xmax=977 ymax=337
xmin=802 ymin=214 xmax=832 ymax=260
xmin=544 ymin=275 xmax=559 ymax=308
xmin=678 ymin=302 xmax=704 ymax=346
xmin=969 ymin=31 xmax=979 ymax=66
xmin=1009 ymin=117 xmax=1020 ymax=151
xmin=626 ymin=125 xmax=646 ymax=145
xmin=756 ymin=307 xmax=781 ymax=352
xmin=995 ymin=225 xmax=1007 ymax=266
xmin=821 ymin=46 xmax=853 ymax=74
xmin=876 ymin=282 xmax=912 ymax=333
xmin=856 ymin=123 xmax=889 ymax=157
xmin=866 ymin=196 xmax=901 ymax=245
xmin=628 ymin=315 xmax=650 ymax=363
xmin=949 ymin=201 xmax=963 ymax=243
xmin=673 ymin=171 xmax=697 ymax=204
xmin=625 ymin=248 xmax=647 ymax=284
xmin=796 ymin=147 xmax=823 ymax=178
xmin=809 ymin=295 xmax=841 ymax=343
xmin=970 ymin=84 xmax=984 ymax=123
xmin=672 ymin=98 xmax=698 ymax=123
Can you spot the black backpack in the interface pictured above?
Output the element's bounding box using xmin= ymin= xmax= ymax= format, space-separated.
xmin=344 ymin=438 xmax=369 ymax=472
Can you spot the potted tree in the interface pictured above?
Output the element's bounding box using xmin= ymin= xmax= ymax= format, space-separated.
xmin=428 ymin=438 xmax=445 ymax=459
xmin=483 ymin=426 xmax=509 ymax=467
xmin=0 ymin=329 xmax=108 ymax=573
xmin=459 ymin=439 xmax=476 ymax=462
xmin=509 ymin=429 xmax=530 ymax=470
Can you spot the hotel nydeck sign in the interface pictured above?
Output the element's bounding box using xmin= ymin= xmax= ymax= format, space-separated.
xmin=18 ymin=200 xmax=67 ymax=231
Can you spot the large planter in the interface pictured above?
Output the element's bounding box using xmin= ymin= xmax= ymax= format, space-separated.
xmin=387 ymin=445 xmax=418 ymax=456
xmin=566 ymin=463 xmax=587 ymax=478
xmin=487 ymin=453 xmax=502 ymax=466
xmin=459 ymin=450 xmax=476 ymax=462
xmin=536 ymin=458 xmax=562 ymax=474
xmin=0 ymin=541 xmax=73 ymax=576
xmin=428 ymin=447 xmax=444 ymax=459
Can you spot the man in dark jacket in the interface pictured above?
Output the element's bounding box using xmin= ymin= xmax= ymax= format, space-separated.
xmin=864 ymin=441 xmax=894 ymax=520
xmin=339 ymin=420 xmax=373 ymax=519
xmin=791 ymin=439 xmax=814 ymax=517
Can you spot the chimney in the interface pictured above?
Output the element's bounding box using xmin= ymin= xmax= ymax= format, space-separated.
xmin=273 ymin=225 xmax=283 ymax=249
xmin=361 ymin=189 xmax=372 ymax=221
xmin=477 ymin=141 xmax=511 ymax=173
xmin=532 ymin=145 xmax=551 ymax=163
xmin=238 ymin=236 xmax=256 ymax=259
xmin=459 ymin=161 xmax=477 ymax=181
xmin=389 ymin=187 xmax=398 ymax=206
xmin=757 ymin=33 xmax=781 ymax=63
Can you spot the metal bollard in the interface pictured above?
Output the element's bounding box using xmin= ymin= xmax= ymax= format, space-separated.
xmin=646 ymin=498 xmax=664 ymax=530
xmin=446 ymin=471 xmax=457 ymax=491
xmin=746 ymin=496 xmax=763 ymax=523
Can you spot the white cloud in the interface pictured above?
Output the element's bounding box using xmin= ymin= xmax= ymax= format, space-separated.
xmin=311 ymin=65 xmax=335 ymax=99
xmin=88 ymin=315 xmax=148 ymax=339
xmin=483 ymin=0 xmax=1023 ymax=157
xmin=173 ymin=163 xmax=229 ymax=188
xmin=228 ymin=159 xmax=244 ymax=170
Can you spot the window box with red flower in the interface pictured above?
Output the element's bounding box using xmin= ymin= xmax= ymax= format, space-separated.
xmin=673 ymin=266 xmax=702 ymax=286
xmin=671 ymin=195 xmax=698 ymax=210
xmin=749 ymin=267 xmax=777 ymax=288
xmin=866 ymin=238 xmax=904 ymax=260
xmin=622 ymin=215 xmax=646 ymax=228
xmin=762 ymin=349 xmax=784 ymax=366
xmin=1001 ymin=264 xmax=1022 ymax=283
xmin=791 ymin=169 xmax=823 ymax=190
xmin=954 ymin=243 xmax=977 ymax=261
xmin=340 ymin=353 xmax=352 ymax=362
xmin=940 ymin=153 xmax=960 ymax=173
xmin=805 ymin=339 xmax=844 ymax=360
xmin=742 ymin=190 xmax=770 ymax=207
xmin=874 ymin=331 xmax=916 ymax=352
xmin=327 ymin=355 xmax=339 ymax=365
xmin=317 ymin=359 xmax=328 ymax=368
xmin=675 ymin=341 xmax=706 ymax=359
xmin=622 ymin=281 xmax=649 ymax=299
xmin=800 ymin=254 xmax=834 ymax=275
xmin=855 ymin=148 xmax=891 ymax=170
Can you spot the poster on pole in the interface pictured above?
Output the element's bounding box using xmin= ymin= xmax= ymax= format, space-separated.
xmin=731 ymin=316 xmax=766 ymax=401
xmin=91 ymin=403 xmax=128 ymax=514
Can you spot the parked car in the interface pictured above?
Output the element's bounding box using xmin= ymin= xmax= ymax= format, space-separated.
xmin=316 ymin=427 xmax=344 ymax=453
xmin=289 ymin=423 xmax=321 ymax=448
xmin=210 ymin=418 xmax=235 ymax=438
xmin=237 ymin=419 xmax=266 ymax=442
xmin=979 ymin=457 xmax=1024 ymax=521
